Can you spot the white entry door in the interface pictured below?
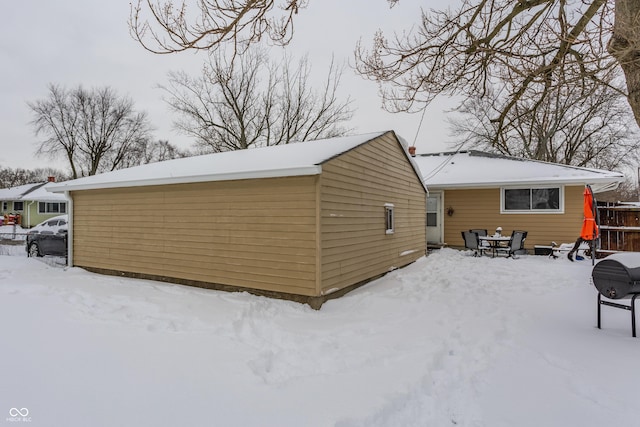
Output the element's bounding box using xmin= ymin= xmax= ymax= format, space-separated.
xmin=426 ymin=193 xmax=443 ymax=244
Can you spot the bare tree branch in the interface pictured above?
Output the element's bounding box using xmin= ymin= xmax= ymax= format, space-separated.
xmin=129 ymin=0 xmax=308 ymax=54
xmin=128 ymin=0 xmax=640 ymax=130
xmin=353 ymin=0 xmax=631 ymax=133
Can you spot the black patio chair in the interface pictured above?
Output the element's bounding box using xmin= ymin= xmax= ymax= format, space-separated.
xmin=470 ymin=229 xmax=487 ymax=237
xmin=470 ymin=229 xmax=490 ymax=252
xmin=461 ymin=230 xmax=485 ymax=256
xmin=496 ymin=230 xmax=528 ymax=258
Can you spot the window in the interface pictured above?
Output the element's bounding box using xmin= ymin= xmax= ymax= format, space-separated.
xmin=13 ymin=201 xmax=24 ymax=211
xmin=502 ymin=187 xmax=563 ymax=213
xmin=426 ymin=196 xmax=438 ymax=227
xmin=2 ymin=202 xmax=7 ymax=211
xmin=385 ymin=204 xmax=395 ymax=234
xmin=38 ymin=202 xmax=67 ymax=214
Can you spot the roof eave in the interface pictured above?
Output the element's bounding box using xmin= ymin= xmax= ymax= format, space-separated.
xmin=426 ymin=176 xmax=625 ymax=191
xmin=47 ymin=166 xmax=323 ymax=193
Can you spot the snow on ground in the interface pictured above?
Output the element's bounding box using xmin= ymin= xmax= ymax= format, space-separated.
xmin=1 ymin=248 xmax=640 ymax=427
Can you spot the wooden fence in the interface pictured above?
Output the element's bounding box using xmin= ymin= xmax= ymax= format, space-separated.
xmin=598 ymin=203 xmax=640 ymax=253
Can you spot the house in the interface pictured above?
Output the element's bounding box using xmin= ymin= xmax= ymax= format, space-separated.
xmin=48 ymin=131 xmax=427 ymax=308
xmin=412 ymin=151 xmax=624 ymax=250
xmin=0 ymin=182 xmax=42 ymax=225
xmin=0 ymin=179 xmax=67 ymax=227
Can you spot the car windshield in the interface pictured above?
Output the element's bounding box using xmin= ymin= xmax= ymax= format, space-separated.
xmin=30 ymin=216 xmax=68 ymax=233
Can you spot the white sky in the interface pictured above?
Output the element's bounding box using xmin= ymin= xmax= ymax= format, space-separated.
xmin=1 ymin=1 xmax=456 ymax=172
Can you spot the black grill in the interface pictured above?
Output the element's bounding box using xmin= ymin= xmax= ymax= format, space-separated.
xmin=592 ymin=253 xmax=640 ymax=337
xmin=592 ymin=258 xmax=640 ymax=299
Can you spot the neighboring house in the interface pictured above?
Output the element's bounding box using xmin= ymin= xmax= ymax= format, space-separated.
xmin=413 ymin=151 xmax=624 ymax=250
xmin=21 ymin=182 xmax=68 ymax=227
xmin=48 ymin=131 xmax=427 ymax=308
xmin=0 ymin=182 xmax=43 ymax=224
xmin=0 ymin=180 xmax=67 ymax=228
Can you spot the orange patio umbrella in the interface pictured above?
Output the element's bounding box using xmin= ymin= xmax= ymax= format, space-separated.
xmin=580 ymin=185 xmax=598 ymax=241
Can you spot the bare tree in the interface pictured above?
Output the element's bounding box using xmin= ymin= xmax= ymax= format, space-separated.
xmin=128 ymin=1 xmax=640 ymax=130
xmin=161 ymin=47 xmax=353 ymax=152
xmin=29 ymin=84 xmax=153 ymax=178
xmin=29 ymin=167 xmax=71 ymax=184
xmin=118 ymin=139 xmax=190 ymax=169
xmin=449 ymin=69 xmax=640 ymax=171
xmin=0 ymin=168 xmax=34 ymax=188
xmin=598 ymin=178 xmax=640 ymax=202
xmin=0 ymin=167 xmax=69 ymax=188
xmin=140 ymin=139 xmax=190 ymax=163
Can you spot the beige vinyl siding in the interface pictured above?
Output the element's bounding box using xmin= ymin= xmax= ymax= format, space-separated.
xmin=442 ymin=186 xmax=584 ymax=249
xmin=72 ymin=176 xmax=319 ymax=296
xmin=319 ymin=133 xmax=426 ymax=294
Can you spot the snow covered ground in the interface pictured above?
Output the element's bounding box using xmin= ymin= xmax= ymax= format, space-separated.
xmin=2 ymin=248 xmax=640 ymax=427
xmin=0 ymin=224 xmax=26 ymax=242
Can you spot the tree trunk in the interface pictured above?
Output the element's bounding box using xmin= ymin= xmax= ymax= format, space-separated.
xmin=610 ymin=0 xmax=640 ymax=127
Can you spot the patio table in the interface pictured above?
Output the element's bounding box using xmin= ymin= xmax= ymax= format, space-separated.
xmin=478 ymin=235 xmax=511 ymax=257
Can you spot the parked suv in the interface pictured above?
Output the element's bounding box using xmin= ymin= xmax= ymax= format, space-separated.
xmin=26 ymin=215 xmax=68 ymax=258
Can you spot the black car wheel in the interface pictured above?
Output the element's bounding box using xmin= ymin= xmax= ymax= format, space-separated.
xmin=28 ymin=243 xmax=42 ymax=258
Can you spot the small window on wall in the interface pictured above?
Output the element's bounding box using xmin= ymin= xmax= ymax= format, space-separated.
xmin=39 ymin=202 xmax=67 ymax=214
xmin=13 ymin=201 xmax=24 ymax=211
xmin=426 ymin=196 xmax=438 ymax=227
xmin=385 ymin=204 xmax=395 ymax=234
xmin=502 ymin=187 xmax=563 ymax=213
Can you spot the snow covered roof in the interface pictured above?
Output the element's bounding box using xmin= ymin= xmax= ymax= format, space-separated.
xmin=23 ymin=182 xmax=68 ymax=202
xmin=413 ymin=151 xmax=624 ymax=193
xmin=0 ymin=182 xmax=46 ymax=201
xmin=48 ymin=131 xmax=424 ymax=193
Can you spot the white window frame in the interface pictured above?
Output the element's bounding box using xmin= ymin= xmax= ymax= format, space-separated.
xmin=384 ymin=203 xmax=395 ymax=234
xmin=38 ymin=202 xmax=67 ymax=214
xmin=500 ymin=186 xmax=564 ymax=214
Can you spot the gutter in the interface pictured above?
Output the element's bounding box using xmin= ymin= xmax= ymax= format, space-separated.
xmin=27 ymin=200 xmax=35 ymax=228
xmin=426 ymin=177 xmax=624 ymax=190
xmin=46 ymin=166 xmax=323 ymax=193
xmin=65 ymin=191 xmax=73 ymax=268
xmin=590 ymin=181 xmax=621 ymax=194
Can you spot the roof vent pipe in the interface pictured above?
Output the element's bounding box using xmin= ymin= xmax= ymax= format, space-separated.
xmin=408 ymin=146 xmax=416 ymax=157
